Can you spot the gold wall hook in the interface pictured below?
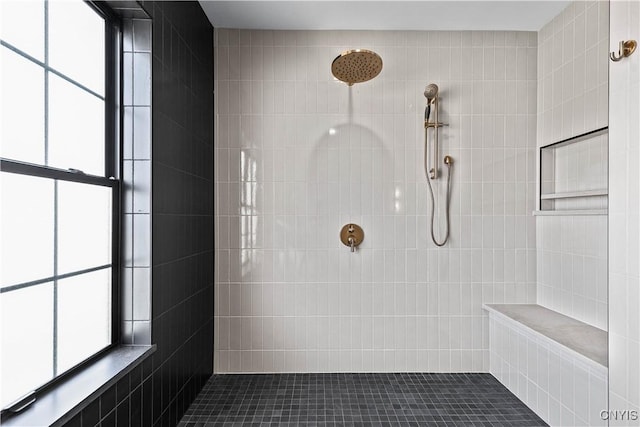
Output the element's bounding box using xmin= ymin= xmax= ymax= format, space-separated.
xmin=610 ymin=40 xmax=637 ymax=62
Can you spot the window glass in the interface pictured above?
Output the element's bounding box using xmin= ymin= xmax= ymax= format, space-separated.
xmin=48 ymin=73 xmax=105 ymax=175
xmin=0 ymin=0 xmax=114 ymax=410
xmin=0 ymin=47 xmax=45 ymax=165
xmin=57 ymin=181 xmax=112 ymax=274
xmin=0 ymin=173 xmax=54 ymax=288
xmin=0 ymin=283 xmax=54 ymax=406
xmin=49 ymin=0 xmax=105 ymax=96
xmin=57 ymin=269 xmax=111 ymax=374
xmin=0 ymin=0 xmax=45 ymax=61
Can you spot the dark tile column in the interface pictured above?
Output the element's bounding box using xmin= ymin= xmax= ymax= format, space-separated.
xmin=67 ymin=1 xmax=213 ymax=426
xmin=147 ymin=1 xmax=214 ymax=424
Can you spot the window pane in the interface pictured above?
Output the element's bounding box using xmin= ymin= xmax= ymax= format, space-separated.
xmin=49 ymin=0 xmax=104 ymax=96
xmin=0 ymin=0 xmax=45 ymax=61
xmin=57 ymin=269 xmax=111 ymax=374
xmin=0 ymin=173 xmax=54 ymax=288
xmin=0 ymin=283 xmax=54 ymax=408
xmin=48 ymin=73 xmax=105 ymax=175
xmin=0 ymin=46 xmax=45 ymax=164
xmin=57 ymin=181 xmax=111 ymax=275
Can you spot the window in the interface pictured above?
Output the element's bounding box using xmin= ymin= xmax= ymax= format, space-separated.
xmin=0 ymin=0 xmax=119 ymax=411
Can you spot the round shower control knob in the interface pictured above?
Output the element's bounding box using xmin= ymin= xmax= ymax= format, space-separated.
xmin=340 ymin=223 xmax=364 ymax=252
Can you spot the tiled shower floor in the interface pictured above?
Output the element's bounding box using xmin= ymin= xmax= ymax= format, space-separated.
xmin=178 ymin=373 xmax=547 ymax=426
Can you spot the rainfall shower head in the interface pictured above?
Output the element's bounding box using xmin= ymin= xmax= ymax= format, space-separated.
xmin=331 ymin=49 xmax=383 ymax=86
xmin=424 ymin=84 xmax=439 ymax=103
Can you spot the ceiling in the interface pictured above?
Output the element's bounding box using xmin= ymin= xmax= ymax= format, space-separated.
xmin=198 ymin=1 xmax=570 ymax=32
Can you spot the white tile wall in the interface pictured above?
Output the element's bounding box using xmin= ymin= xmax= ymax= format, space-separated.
xmin=609 ymin=0 xmax=640 ymax=425
xmin=536 ymin=0 xmax=609 ymax=330
xmin=214 ymin=29 xmax=538 ymax=373
xmin=489 ymin=313 xmax=608 ymax=426
xmin=536 ymin=215 xmax=608 ymax=329
xmin=537 ymin=0 xmax=609 ymax=145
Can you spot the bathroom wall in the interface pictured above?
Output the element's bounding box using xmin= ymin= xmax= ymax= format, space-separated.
xmin=148 ymin=0 xmax=214 ymax=424
xmin=214 ymin=29 xmax=538 ymax=373
xmin=609 ymin=0 xmax=640 ymax=423
xmin=64 ymin=2 xmax=214 ymax=426
xmin=535 ymin=0 xmax=609 ymax=330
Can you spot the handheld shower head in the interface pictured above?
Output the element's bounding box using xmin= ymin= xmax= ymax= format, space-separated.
xmin=424 ymin=83 xmax=439 ymax=103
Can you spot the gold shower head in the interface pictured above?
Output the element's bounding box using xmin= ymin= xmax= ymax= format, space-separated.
xmin=331 ymin=49 xmax=383 ymax=86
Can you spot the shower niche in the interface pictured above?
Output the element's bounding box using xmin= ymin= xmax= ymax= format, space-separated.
xmin=538 ymin=127 xmax=608 ymax=214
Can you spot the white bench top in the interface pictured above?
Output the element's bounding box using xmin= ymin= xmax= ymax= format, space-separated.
xmin=484 ymin=304 xmax=607 ymax=368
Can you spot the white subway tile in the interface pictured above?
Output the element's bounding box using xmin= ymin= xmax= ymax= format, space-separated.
xmin=216 ymin=27 xmax=546 ymax=374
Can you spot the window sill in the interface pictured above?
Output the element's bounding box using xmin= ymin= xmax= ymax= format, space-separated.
xmin=2 ymin=345 xmax=155 ymax=427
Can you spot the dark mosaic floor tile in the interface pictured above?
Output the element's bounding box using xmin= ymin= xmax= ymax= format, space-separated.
xmin=178 ymin=373 xmax=547 ymax=427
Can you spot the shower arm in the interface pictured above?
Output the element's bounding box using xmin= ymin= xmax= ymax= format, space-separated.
xmin=424 ymin=97 xmax=448 ymax=180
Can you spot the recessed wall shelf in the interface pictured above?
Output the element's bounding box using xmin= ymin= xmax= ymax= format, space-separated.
xmin=539 ymin=127 xmax=608 ymax=213
xmin=533 ymin=209 xmax=608 ymax=216
xmin=540 ymin=189 xmax=608 ymax=200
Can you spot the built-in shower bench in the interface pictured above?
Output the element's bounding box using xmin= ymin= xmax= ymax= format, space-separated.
xmin=484 ymin=303 xmax=608 ymax=426
xmin=484 ymin=304 xmax=607 ymax=367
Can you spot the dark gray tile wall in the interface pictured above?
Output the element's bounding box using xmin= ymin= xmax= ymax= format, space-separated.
xmin=64 ymin=1 xmax=214 ymax=426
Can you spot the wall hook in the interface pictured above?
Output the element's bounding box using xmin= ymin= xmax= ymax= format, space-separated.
xmin=610 ymin=40 xmax=637 ymax=62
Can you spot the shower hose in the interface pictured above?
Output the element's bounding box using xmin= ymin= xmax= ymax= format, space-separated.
xmin=424 ymin=105 xmax=452 ymax=247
